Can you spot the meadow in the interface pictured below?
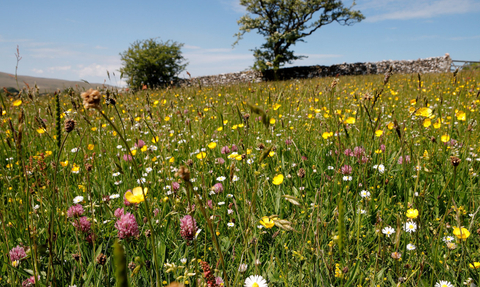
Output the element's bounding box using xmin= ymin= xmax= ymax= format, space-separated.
xmin=1 ymin=69 xmax=480 ymax=287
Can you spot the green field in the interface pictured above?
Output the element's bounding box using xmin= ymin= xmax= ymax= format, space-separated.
xmin=1 ymin=70 xmax=480 ymax=287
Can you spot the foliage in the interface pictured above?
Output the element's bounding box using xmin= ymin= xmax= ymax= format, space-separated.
xmin=1 ymin=69 xmax=480 ymax=286
xmin=120 ymin=38 xmax=187 ymax=89
xmin=234 ymin=0 xmax=364 ymax=72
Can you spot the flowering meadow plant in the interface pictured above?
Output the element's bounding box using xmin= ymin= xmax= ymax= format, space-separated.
xmin=1 ymin=70 xmax=480 ymax=286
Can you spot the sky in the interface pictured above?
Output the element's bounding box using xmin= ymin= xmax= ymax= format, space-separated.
xmin=1 ymin=0 xmax=479 ymax=86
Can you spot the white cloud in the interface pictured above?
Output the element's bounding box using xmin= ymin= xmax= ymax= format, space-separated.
xmin=48 ymin=65 xmax=71 ymax=72
xmin=31 ymin=68 xmax=44 ymax=74
xmin=360 ymin=0 xmax=480 ymax=22
xmin=219 ymin=0 xmax=246 ymax=13
xmin=95 ymin=45 xmax=108 ymax=50
xmin=76 ymin=63 xmax=122 ymax=79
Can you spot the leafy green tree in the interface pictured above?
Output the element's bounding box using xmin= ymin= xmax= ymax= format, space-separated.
xmin=120 ymin=38 xmax=187 ymax=89
xmin=234 ymin=0 xmax=364 ymax=72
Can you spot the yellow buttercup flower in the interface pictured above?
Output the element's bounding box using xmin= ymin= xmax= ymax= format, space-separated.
xmin=416 ymin=107 xmax=432 ymax=118
xmin=441 ymin=134 xmax=450 ymax=143
xmin=423 ymin=118 xmax=431 ymax=128
xmin=456 ymin=110 xmax=466 ymax=121
xmin=208 ymin=142 xmax=217 ymax=149
xmin=406 ymin=209 xmax=419 ymax=219
xmin=152 ymin=136 xmax=159 ymax=143
xmin=469 ymin=262 xmax=480 ymax=269
xmin=164 ymin=116 xmax=170 ymax=121
xmin=375 ymin=130 xmax=383 ymax=137
xmin=273 ymin=103 xmax=281 ymax=110
xmin=87 ymin=144 xmax=94 ymax=150
xmin=453 ymin=227 xmax=470 ymax=240
xmin=344 ymin=117 xmax=355 ymax=124
xmin=272 ymin=174 xmax=284 ymax=185
xmin=270 ymin=118 xmax=276 ymax=125
xmin=60 ymin=161 xmax=69 ymax=167
xmin=36 ymin=128 xmax=46 ymax=134
xmin=387 ymin=122 xmax=395 ymax=130
xmin=125 ymin=187 xmax=148 ymax=204
xmin=259 ymin=216 xmax=275 ymax=228
xmin=13 ymin=99 xmax=22 ymax=106
xmin=196 ymin=152 xmax=206 ymax=160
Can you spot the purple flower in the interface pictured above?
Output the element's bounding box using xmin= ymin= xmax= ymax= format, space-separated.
xmin=207 ymin=200 xmax=214 ymax=209
xmin=285 ymin=139 xmax=293 ymax=145
xmin=22 ymin=276 xmax=39 ymax=287
xmin=231 ymin=144 xmax=238 ymax=152
xmin=340 ymin=165 xmax=353 ymax=175
xmin=221 ymin=146 xmax=231 ymax=154
xmin=9 ymin=245 xmax=27 ymax=262
xmin=123 ymin=154 xmax=133 ymax=162
xmin=353 ymin=146 xmax=365 ymax=158
xmin=380 ymin=144 xmax=386 ymax=152
xmin=115 ymin=212 xmax=140 ymax=239
xmin=212 ymin=183 xmax=224 ymax=194
xmin=154 ymin=208 xmax=160 ymax=217
xmin=216 ymin=277 xmax=224 ymax=286
xmin=67 ymin=204 xmax=84 ymax=218
xmin=180 ymin=215 xmax=197 ymax=244
xmin=135 ymin=139 xmax=145 ymax=148
xmin=397 ymin=155 xmax=411 ymax=164
xmin=73 ymin=216 xmax=91 ymax=233
xmin=215 ymin=158 xmax=225 ymax=165
xmin=114 ymin=208 xmax=125 ymax=219
xmin=171 ymin=181 xmax=180 ymax=191
xmin=344 ymin=149 xmax=354 ymax=157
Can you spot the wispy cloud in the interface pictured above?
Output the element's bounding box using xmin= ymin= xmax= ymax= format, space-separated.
xmin=219 ymin=0 xmax=246 ymax=13
xmin=360 ymin=0 xmax=480 ymax=22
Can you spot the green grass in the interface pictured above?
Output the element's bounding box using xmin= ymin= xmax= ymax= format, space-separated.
xmin=1 ymin=69 xmax=480 ymax=286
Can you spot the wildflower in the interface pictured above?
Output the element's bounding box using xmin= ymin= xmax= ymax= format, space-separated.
xmin=115 ymin=212 xmax=140 ymax=239
xmin=340 ymin=165 xmax=353 ymax=175
xmin=114 ymin=208 xmax=125 ymax=218
xmin=123 ymin=154 xmax=133 ymax=161
xmin=110 ymin=194 xmax=120 ymax=199
xmin=67 ymin=204 xmax=84 ymax=218
xmin=434 ymin=281 xmax=453 ymax=287
xmin=216 ymin=277 xmax=225 ymax=286
xmin=212 ymin=183 xmax=224 ymax=194
xmin=406 ymin=209 xmax=419 ymax=219
xmin=73 ymin=216 xmax=91 ymax=233
xmin=80 ymin=88 xmax=102 ymax=110
xmin=391 ymin=251 xmax=401 ymax=259
xmin=406 ymin=243 xmax=416 ymax=251
xmin=216 ymin=158 xmax=225 ymax=164
xmin=259 ymin=216 xmax=275 ymax=228
xmin=125 ymin=187 xmax=148 ymax=204
xmin=171 ymin=182 xmax=180 ymax=192
xmin=22 ymin=275 xmax=40 ymax=287
xmin=272 ymin=174 xmax=284 ymax=185
xmin=382 ymin=226 xmax=395 ymax=237
xmin=375 ymin=130 xmax=383 ymax=137
xmin=238 ymin=263 xmax=248 ymax=273
xmin=196 ymin=152 xmax=206 ymax=160
xmin=244 ymin=275 xmax=268 ymax=287
xmin=469 ymin=262 xmax=480 ymax=269
xmin=453 ymin=226 xmax=470 ymax=240
xmin=208 ymin=142 xmax=217 ymax=149
xmin=200 ymin=261 xmax=218 ymax=287
xmin=404 ymin=221 xmax=417 ymax=233
xmin=446 ymin=242 xmax=457 ymax=250
xmin=135 ymin=139 xmax=145 ymax=148
xmin=9 ymin=245 xmax=27 ymax=262
xmin=360 ymin=190 xmax=370 ymax=198
xmin=71 ymin=164 xmax=80 ymax=174
xmin=13 ymin=99 xmax=22 ymax=106
xmin=441 ymin=134 xmax=450 ymax=143
xmin=73 ymin=196 xmax=84 ymax=204
xmin=416 ymin=107 xmax=432 ymax=117
xmin=227 ymin=222 xmax=235 ymax=228
xmin=443 ymin=236 xmax=454 ymax=243
xmin=342 ymin=176 xmax=352 ymax=181
xmin=180 ymin=215 xmax=197 ymax=245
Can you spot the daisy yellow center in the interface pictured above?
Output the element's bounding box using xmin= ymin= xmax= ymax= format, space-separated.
xmin=441 ymin=285 xmax=447 ymax=287
xmin=253 ymin=283 xmax=259 ymax=287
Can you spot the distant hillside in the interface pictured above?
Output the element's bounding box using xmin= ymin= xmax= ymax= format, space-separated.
xmin=0 ymin=71 xmax=113 ymax=93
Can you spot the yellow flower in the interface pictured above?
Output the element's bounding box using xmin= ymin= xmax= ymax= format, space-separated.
xmin=87 ymin=144 xmax=94 ymax=150
xmin=423 ymin=118 xmax=431 ymax=128
xmin=45 ymin=151 xmax=52 ymax=157
xmin=164 ymin=116 xmax=170 ymax=121
xmin=273 ymin=103 xmax=281 ymax=110
xmin=406 ymin=209 xmax=419 ymax=219
xmin=344 ymin=117 xmax=355 ymax=124
xmin=91 ymin=127 xmax=97 ymax=131
xmin=416 ymin=107 xmax=432 ymax=118
xmin=322 ymin=132 xmax=333 ymax=139
xmin=410 ymin=99 xmax=416 ymax=105
xmin=433 ymin=119 xmax=441 ymax=129
xmin=169 ymin=157 xmax=175 ymax=163
xmin=196 ymin=152 xmax=206 ymax=160
xmin=270 ymin=118 xmax=276 ymax=125
xmin=441 ymin=134 xmax=450 ymax=143
xmin=141 ymin=145 xmax=148 ymax=152
xmin=208 ymin=142 xmax=217 ymax=149
xmin=152 ymin=136 xmax=159 ymax=143
xmin=387 ymin=122 xmax=395 ymax=130
xmin=13 ymin=99 xmax=22 ymax=106
xmin=131 ymin=150 xmax=137 ymax=156
xmin=456 ymin=110 xmax=466 ymax=121
xmin=36 ymin=128 xmax=46 ymax=134
xmin=453 ymin=227 xmax=470 ymax=240
xmin=259 ymin=216 xmax=275 ymax=228
xmin=469 ymin=262 xmax=480 ymax=269
xmin=375 ymin=130 xmax=383 ymax=137
xmin=125 ymin=187 xmax=148 ymax=204
xmin=268 ymin=150 xmax=275 ymax=157
xmin=217 ymin=127 xmax=223 ymax=131
xmin=60 ymin=161 xmax=69 ymax=167
xmin=71 ymin=164 xmax=80 ymax=174
xmin=272 ymin=174 xmax=284 ymax=185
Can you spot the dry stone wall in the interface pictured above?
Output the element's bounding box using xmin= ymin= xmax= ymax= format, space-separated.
xmin=182 ymin=54 xmax=452 ymax=87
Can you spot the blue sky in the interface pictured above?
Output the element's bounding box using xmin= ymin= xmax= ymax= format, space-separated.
xmin=1 ymin=0 xmax=479 ymax=86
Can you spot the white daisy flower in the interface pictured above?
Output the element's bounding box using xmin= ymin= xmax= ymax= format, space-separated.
xmin=112 ymin=172 xmax=121 ymax=177
xmin=217 ymin=176 xmax=226 ymax=182
xmin=406 ymin=243 xmax=416 ymax=251
xmin=73 ymin=196 xmax=84 ymax=204
xmin=360 ymin=190 xmax=370 ymax=198
xmin=404 ymin=221 xmax=417 ymax=233
xmin=227 ymin=222 xmax=235 ymax=228
xmin=71 ymin=148 xmax=79 ymax=153
xmin=435 ymin=280 xmax=454 ymax=287
xmin=382 ymin=226 xmax=395 ymax=237
xmin=244 ymin=274 xmax=268 ymax=287
xmin=110 ymin=194 xmax=120 ymax=199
